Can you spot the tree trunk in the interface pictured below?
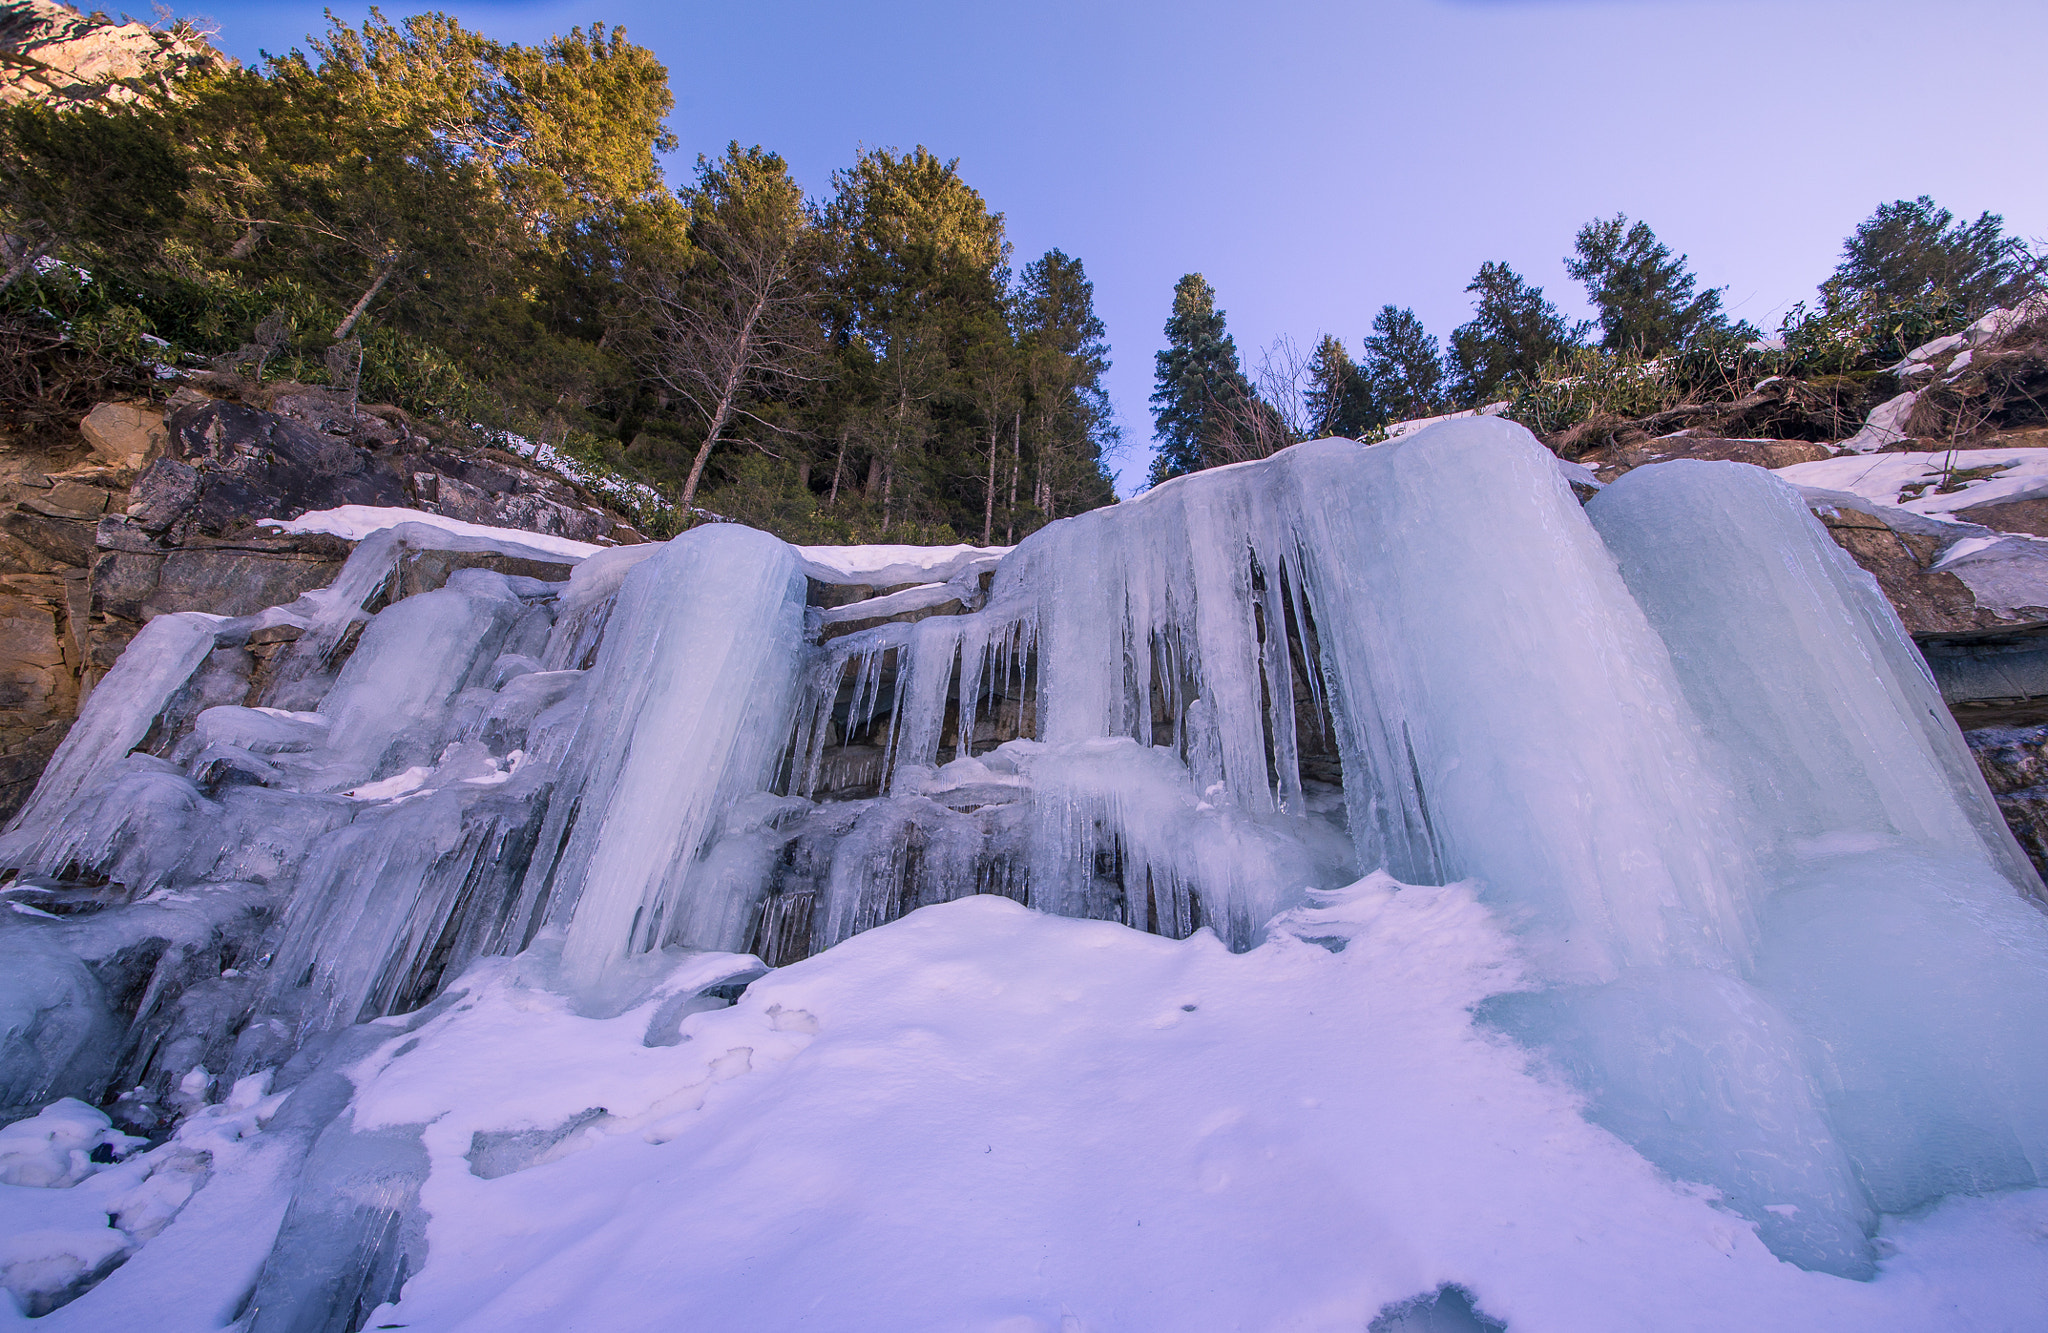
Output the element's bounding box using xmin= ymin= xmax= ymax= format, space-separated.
xmin=679 ymin=389 xmax=736 ymax=512
xmin=982 ymin=427 xmax=998 ymax=546
xmin=1006 ymin=410 xmax=1021 ymax=543
xmin=828 ymin=437 xmax=847 ymax=505
xmin=333 ymin=254 xmax=401 ymax=340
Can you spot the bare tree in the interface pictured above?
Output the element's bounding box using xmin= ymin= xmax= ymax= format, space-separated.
xmin=1197 ymin=339 xmax=1299 ymax=469
xmin=635 ymin=146 xmax=820 ymax=512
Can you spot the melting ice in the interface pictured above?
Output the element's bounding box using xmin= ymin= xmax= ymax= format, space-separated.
xmin=4 ymin=418 xmax=2048 ymax=1325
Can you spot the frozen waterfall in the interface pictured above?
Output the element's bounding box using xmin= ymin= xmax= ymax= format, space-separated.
xmin=4 ymin=416 xmax=2048 ymax=1310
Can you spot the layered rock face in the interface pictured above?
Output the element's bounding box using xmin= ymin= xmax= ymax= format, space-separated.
xmin=0 ymin=383 xmax=642 ymax=818
xmin=0 ymin=0 xmax=226 ymax=109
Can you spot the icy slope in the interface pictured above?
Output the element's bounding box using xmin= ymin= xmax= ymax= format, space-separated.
xmin=27 ymin=885 xmax=2048 ymax=1333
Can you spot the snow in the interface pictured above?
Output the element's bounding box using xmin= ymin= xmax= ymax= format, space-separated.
xmin=24 ymin=885 xmax=2048 ymax=1331
xmin=259 ymin=504 xmax=602 ymax=562
xmin=481 ymin=428 xmax=678 ymax=522
xmin=795 ymin=541 xmax=1011 ymax=587
xmin=1835 ymin=391 xmax=1919 ymax=453
xmin=1380 ymin=400 xmax=1510 ymax=441
xmin=1774 ymin=447 xmax=2048 ymax=518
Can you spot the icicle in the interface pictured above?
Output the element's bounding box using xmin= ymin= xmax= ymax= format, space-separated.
xmin=539 ymin=527 xmax=807 ymax=989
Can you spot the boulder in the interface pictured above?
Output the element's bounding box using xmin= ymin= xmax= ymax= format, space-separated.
xmin=76 ymin=403 xmax=166 ymax=472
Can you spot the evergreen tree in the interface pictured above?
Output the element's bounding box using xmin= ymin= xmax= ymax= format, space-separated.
xmin=0 ymin=101 xmax=188 ymax=290
xmin=1302 ymin=334 xmax=1379 ymax=438
xmin=1832 ymin=196 xmax=2039 ymax=316
xmin=1359 ymin=305 xmax=1446 ymax=424
xmin=1448 ymin=262 xmax=1585 ymax=406
xmin=818 ymin=146 xmax=1012 ymax=535
xmin=1016 ymin=249 xmax=1117 ymax=532
xmin=1148 ymin=272 xmax=1254 ymax=486
xmin=1565 ymin=213 xmax=1750 ymax=354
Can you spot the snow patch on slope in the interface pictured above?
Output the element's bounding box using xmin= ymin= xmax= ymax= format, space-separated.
xmin=69 ymin=885 xmax=2026 ymax=1333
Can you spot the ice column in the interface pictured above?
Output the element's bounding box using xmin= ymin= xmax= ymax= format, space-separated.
xmin=1590 ymin=459 xmax=2048 ymax=1221
xmin=539 ymin=526 xmax=807 ymax=988
xmin=1281 ymin=425 xmax=1757 ymax=979
xmin=1587 ymin=459 xmax=2040 ymax=888
xmin=2 ymin=612 xmax=219 ymax=843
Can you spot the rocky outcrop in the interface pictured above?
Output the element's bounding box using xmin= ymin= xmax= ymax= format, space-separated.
xmin=0 ymin=379 xmax=648 ymax=820
xmin=0 ymin=0 xmax=227 ymax=109
xmin=1968 ymin=723 xmax=2048 ymax=884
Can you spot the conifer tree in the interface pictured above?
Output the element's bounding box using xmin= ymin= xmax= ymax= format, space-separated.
xmin=1302 ymin=334 xmax=1379 ymax=438
xmin=1566 ymin=214 xmax=1748 ymax=354
xmin=1831 ymin=196 xmax=2039 ymax=317
xmin=1360 ymin=305 xmax=1446 ymax=424
xmin=1448 ymin=262 xmax=1585 ymax=407
xmin=1148 ymin=273 xmax=1255 ymax=485
xmin=1016 ymin=249 xmax=1117 ymax=531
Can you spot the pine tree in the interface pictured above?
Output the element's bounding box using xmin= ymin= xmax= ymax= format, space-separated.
xmin=1359 ymin=305 xmax=1446 ymax=424
xmin=1016 ymin=249 xmax=1117 ymax=532
xmin=1148 ymin=273 xmax=1255 ymax=486
xmin=1302 ymin=334 xmax=1379 ymax=438
xmin=1565 ymin=214 xmax=1749 ymax=354
xmin=1448 ymin=262 xmax=1585 ymax=407
xmin=1832 ymin=196 xmax=2038 ymax=317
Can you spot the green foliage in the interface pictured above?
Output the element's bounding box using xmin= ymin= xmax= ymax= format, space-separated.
xmin=1148 ymin=273 xmax=1259 ymax=485
xmin=1449 ymin=262 xmax=1587 ymax=407
xmin=0 ymin=99 xmax=190 ymax=279
xmin=1833 ymin=196 xmax=2039 ymax=318
xmin=1778 ymin=290 xmax=1969 ymax=376
xmin=1361 ymin=305 xmax=1447 ymax=424
xmin=1565 ymin=213 xmax=1753 ymax=355
xmin=1302 ymin=334 xmax=1379 ymax=439
xmin=0 ymin=9 xmax=1118 ymax=548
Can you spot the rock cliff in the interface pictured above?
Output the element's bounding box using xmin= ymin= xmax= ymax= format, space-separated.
xmin=0 ymin=377 xmax=643 ymax=818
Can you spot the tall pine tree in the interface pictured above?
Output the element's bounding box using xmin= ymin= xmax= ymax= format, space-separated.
xmin=1565 ymin=214 xmax=1747 ymax=354
xmin=1449 ymin=262 xmax=1585 ymax=407
xmin=1303 ymin=334 xmax=1379 ymax=438
xmin=1832 ymin=196 xmax=2038 ymax=317
xmin=1016 ymin=249 xmax=1117 ymax=531
xmin=1148 ymin=272 xmax=1255 ymax=485
xmin=1360 ymin=305 xmax=1446 ymax=424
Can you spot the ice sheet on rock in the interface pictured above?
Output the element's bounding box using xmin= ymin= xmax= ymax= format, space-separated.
xmin=1775 ymin=447 xmax=2048 ymax=518
xmin=1 ymin=614 xmax=219 ymax=844
xmin=814 ymin=580 xmax=963 ymax=626
xmin=1575 ymin=459 xmax=2048 ymax=1268
xmin=1271 ymin=424 xmax=1754 ymax=978
xmin=1591 ymin=460 xmax=2038 ymax=888
xmin=794 ymin=541 xmax=1009 ymax=587
xmin=259 ymin=505 xmax=602 ymax=561
xmin=528 ymin=525 xmax=808 ymax=986
xmin=314 ymin=569 xmax=525 ymax=791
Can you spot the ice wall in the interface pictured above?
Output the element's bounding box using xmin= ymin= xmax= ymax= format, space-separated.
xmin=4 ymin=418 xmax=2048 ymax=1306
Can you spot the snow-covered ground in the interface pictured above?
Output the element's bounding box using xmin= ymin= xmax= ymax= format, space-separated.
xmin=12 ymin=881 xmax=2045 ymax=1332
xmin=260 ymin=505 xmax=604 ymax=561
xmin=1774 ymin=449 xmax=2048 ymax=519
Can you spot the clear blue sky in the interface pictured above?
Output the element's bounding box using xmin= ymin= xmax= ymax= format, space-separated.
xmin=176 ymin=0 xmax=2048 ymax=493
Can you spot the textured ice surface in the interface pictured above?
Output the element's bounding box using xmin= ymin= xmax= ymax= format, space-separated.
xmin=259 ymin=505 xmax=603 ymax=560
xmin=6 ymin=419 xmax=2048 ymax=1325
